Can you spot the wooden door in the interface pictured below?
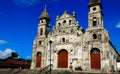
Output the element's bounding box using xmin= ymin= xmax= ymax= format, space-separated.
xmin=91 ymin=53 xmax=101 ymax=69
xmin=36 ymin=56 xmax=42 ymax=67
xmin=58 ymin=50 xmax=68 ymax=68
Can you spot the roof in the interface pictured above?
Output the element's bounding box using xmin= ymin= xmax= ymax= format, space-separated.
xmin=88 ymin=0 xmax=103 ymax=8
xmin=90 ymin=0 xmax=100 ymax=3
xmin=109 ymin=41 xmax=117 ymax=54
xmin=60 ymin=10 xmax=72 ymax=19
xmin=39 ymin=8 xmax=50 ymax=21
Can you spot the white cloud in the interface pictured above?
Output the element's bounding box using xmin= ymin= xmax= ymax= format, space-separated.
xmin=12 ymin=0 xmax=41 ymax=7
xmin=25 ymin=56 xmax=31 ymax=59
xmin=12 ymin=0 xmax=60 ymax=7
xmin=116 ymin=22 xmax=120 ymax=28
xmin=46 ymin=0 xmax=60 ymax=2
xmin=48 ymin=0 xmax=60 ymax=2
xmin=0 ymin=40 xmax=7 ymax=45
xmin=0 ymin=49 xmax=16 ymax=59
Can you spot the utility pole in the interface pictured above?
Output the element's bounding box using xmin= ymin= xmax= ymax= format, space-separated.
xmin=49 ymin=40 xmax=52 ymax=74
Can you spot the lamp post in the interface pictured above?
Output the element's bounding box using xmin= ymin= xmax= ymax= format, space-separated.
xmin=49 ymin=40 xmax=52 ymax=74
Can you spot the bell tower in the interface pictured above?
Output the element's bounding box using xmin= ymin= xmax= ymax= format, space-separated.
xmin=38 ymin=7 xmax=50 ymax=38
xmin=83 ymin=0 xmax=111 ymax=70
xmin=31 ymin=7 xmax=50 ymax=69
xmin=88 ymin=0 xmax=104 ymax=30
xmin=85 ymin=0 xmax=110 ymax=43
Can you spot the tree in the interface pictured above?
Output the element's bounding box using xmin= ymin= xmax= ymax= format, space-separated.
xmin=5 ymin=52 xmax=18 ymax=60
xmin=11 ymin=52 xmax=18 ymax=59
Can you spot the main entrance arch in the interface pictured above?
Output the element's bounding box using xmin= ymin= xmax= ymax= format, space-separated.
xmin=36 ymin=52 xmax=42 ymax=67
xmin=58 ymin=49 xmax=68 ymax=68
xmin=90 ymin=48 xmax=101 ymax=69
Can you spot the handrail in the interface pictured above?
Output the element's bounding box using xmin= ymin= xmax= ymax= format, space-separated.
xmin=39 ymin=64 xmax=51 ymax=73
xmin=13 ymin=69 xmax=22 ymax=74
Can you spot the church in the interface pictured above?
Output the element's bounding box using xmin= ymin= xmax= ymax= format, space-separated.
xmin=31 ymin=0 xmax=119 ymax=72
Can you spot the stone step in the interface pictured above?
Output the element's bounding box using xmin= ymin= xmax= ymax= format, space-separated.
xmin=0 ymin=69 xmax=119 ymax=74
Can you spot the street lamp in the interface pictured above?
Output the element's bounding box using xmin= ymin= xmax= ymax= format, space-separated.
xmin=49 ymin=40 xmax=52 ymax=74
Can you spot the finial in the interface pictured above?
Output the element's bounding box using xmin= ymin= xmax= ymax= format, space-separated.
xmin=39 ymin=4 xmax=51 ymax=21
xmin=77 ymin=21 xmax=79 ymax=24
xmin=57 ymin=15 xmax=59 ymax=18
xmin=44 ymin=4 xmax=47 ymax=10
xmin=56 ymin=15 xmax=60 ymax=20
xmin=72 ymin=11 xmax=76 ymax=17
xmin=64 ymin=10 xmax=68 ymax=14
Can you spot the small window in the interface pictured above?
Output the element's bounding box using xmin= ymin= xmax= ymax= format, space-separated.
xmin=69 ymin=20 xmax=71 ymax=25
xmin=62 ymin=38 xmax=65 ymax=42
xmin=93 ymin=7 xmax=96 ymax=11
xmin=93 ymin=34 xmax=97 ymax=39
xmin=63 ymin=20 xmax=66 ymax=24
xmin=41 ymin=20 xmax=43 ymax=23
xmin=40 ymin=28 xmax=43 ymax=35
xmin=58 ymin=22 xmax=61 ymax=26
xmin=58 ymin=22 xmax=60 ymax=26
xmin=39 ymin=41 xmax=42 ymax=45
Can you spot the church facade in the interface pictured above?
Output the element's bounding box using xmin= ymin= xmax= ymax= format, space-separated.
xmin=31 ymin=0 xmax=119 ymax=72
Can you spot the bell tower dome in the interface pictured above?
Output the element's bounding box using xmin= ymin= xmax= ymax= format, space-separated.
xmin=38 ymin=7 xmax=51 ymax=38
xmin=88 ymin=0 xmax=103 ymax=8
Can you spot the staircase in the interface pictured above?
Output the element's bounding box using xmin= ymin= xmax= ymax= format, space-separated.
xmin=0 ymin=68 xmax=119 ymax=74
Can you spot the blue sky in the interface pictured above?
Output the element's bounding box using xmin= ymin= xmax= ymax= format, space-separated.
xmin=0 ymin=0 xmax=120 ymax=59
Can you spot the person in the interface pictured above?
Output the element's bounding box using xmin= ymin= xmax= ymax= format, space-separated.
xmin=69 ymin=63 xmax=73 ymax=72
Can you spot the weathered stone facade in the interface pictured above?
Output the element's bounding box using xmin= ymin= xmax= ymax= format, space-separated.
xmin=31 ymin=0 xmax=119 ymax=72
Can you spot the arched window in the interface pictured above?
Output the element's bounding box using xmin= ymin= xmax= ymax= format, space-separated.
xmin=63 ymin=20 xmax=66 ymax=24
xmin=62 ymin=38 xmax=65 ymax=42
xmin=93 ymin=17 xmax=97 ymax=26
xmin=93 ymin=34 xmax=97 ymax=39
xmin=40 ymin=28 xmax=43 ymax=35
xmin=58 ymin=22 xmax=61 ymax=26
xmin=37 ymin=52 xmax=42 ymax=56
xmin=91 ymin=48 xmax=100 ymax=54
